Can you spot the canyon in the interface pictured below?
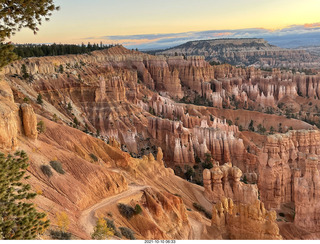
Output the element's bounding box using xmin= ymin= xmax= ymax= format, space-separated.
xmin=156 ymin=38 xmax=320 ymax=69
xmin=1 ymin=44 xmax=320 ymax=239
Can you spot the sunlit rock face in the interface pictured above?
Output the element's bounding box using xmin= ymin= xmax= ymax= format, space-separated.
xmin=211 ymin=198 xmax=282 ymax=240
xmin=203 ymin=163 xmax=258 ymax=204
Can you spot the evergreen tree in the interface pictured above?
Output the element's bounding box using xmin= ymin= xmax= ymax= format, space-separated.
xmin=0 ymin=43 xmax=18 ymax=69
xmin=248 ymin=120 xmax=254 ymax=131
xmin=270 ymin=126 xmax=275 ymax=134
xmin=21 ymin=64 xmax=30 ymax=80
xmin=0 ymin=151 xmax=50 ymax=239
xmin=37 ymin=94 xmax=43 ymax=105
xmin=0 ymin=0 xmax=60 ymax=69
xmin=58 ymin=65 xmax=64 ymax=73
xmin=67 ymin=102 xmax=72 ymax=111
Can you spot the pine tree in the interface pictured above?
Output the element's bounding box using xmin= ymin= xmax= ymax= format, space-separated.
xmin=67 ymin=102 xmax=72 ymax=111
xmin=58 ymin=65 xmax=64 ymax=74
xmin=0 ymin=151 xmax=50 ymax=239
xmin=0 ymin=1 xmax=59 ymax=69
xmin=21 ymin=64 xmax=30 ymax=80
xmin=37 ymin=94 xmax=43 ymax=105
xmin=248 ymin=120 xmax=254 ymax=132
xmin=0 ymin=43 xmax=18 ymax=69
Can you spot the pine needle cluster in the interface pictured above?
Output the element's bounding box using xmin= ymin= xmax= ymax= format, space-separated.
xmin=0 ymin=151 xmax=49 ymax=239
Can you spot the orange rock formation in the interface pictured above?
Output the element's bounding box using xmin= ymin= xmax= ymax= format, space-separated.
xmin=211 ymin=198 xmax=282 ymax=239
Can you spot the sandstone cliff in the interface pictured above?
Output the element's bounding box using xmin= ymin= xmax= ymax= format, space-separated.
xmin=211 ymin=198 xmax=282 ymax=239
xmin=0 ymin=80 xmax=20 ymax=150
xmin=203 ymin=163 xmax=258 ymax=204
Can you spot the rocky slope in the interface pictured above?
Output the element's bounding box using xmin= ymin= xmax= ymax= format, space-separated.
xmin=1 ymin=45 xmax=320 ymax=239
xmin=157 ymin=38 xmax=320 ymax=69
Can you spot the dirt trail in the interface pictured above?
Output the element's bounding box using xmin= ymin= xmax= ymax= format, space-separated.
xmin=79 ymin=184 xmax=149 ymax=236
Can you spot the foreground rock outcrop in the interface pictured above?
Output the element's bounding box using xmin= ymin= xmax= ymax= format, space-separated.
xmin=20 ymin=103 xmax=38 ymax=139
xmin=211 ymin=198 xmax=282 ymax=239
xmin=0 ymin=80 xmax=20 ymax=150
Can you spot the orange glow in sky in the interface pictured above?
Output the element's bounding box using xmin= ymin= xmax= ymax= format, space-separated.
xmin=8 ymin=0 xmax=320 ymax=45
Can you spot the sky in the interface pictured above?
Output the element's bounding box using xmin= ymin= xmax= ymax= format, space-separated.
xmin=9 ymin=0 xmax=320 ymax=49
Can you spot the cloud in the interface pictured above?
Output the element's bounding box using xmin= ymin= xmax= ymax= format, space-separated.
xmin=212 ymin=32 xmax=233 ymax=37
xmin=304 ymin=22 xmax=320 ymax=28
xmin=83 ymin=22 xmax=320 ymax=49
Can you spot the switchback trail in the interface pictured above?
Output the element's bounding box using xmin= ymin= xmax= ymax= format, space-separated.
xmin=79 ymin=184 xmax=149 ymax=236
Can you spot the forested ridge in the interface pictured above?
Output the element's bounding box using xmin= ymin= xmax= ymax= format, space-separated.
xmin=13 ymin=43 xmax=116 ymax=58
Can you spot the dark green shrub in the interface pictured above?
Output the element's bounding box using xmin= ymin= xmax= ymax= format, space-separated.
xmin=105 ymin=218 xmax=122 ymax=238
xmin=59 ymin=65 xmax=64 ymax=73
xmin=50 ymin=161 xmax=65 ymax=174
xmin=105 ymin=218 xmax=116 ymax=230
xmin=41 ymin=165 xmax=53 ymax=177
xmin=134 ymin=204 xmax=142 ymax=215
xmin=67 ymin=102 xmax=72 ymax=111
xmin=37 ymin=93 xmax=43 ymax=105
xmin=73 ymin=117 xmax=79 ymax=127
xmin=119 ymin=227 xmax=135 ymax=240
xmin=248 ymin=120 xmax=254 ymax=131
xmin=37 ymin=120 xmax=46 ymax=133
xmin=23 ymin=96 xmax=30 ymax=103
xmin=89 ymin=153 xmax=98 ymax=162
xmin=50 ymin=230 xmax=71 ymax=240
xmin=279 ymin=213 xmax=285 ymax=217
xmin=202 ymin=162 xmax=213 ymax=169
xmin=118 ymin=203 xmax=135 ymax=219
xmin=195 ymin=155 xmax=201 ymax=163
xmin=185 ymin=166 xmax=195 ymax=180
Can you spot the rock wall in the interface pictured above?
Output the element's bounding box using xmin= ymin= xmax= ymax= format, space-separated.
xmin=293 ymin=155 xmax=320 ymax=231
xmin=147 ymin=116 xmax=246 ymax=166
xmin=257 ymin=130 xmax=320 ymax=210
xmin=0 ymin=80 xmax=20 ymax=150
xmin=20 ymin=103 xmax=38 ymax=139
xmin=166 ymin=56 xmax=214 ymax=93
xmin=143 ymin=56 xmax=184 ymax=99
xmin=256 ymin=130 xmax=320 ymax=234
xmin=203 ymin=163 xmax=258 ymax=204
xmin=0 ymin=80 xmax=38 ymax=150
xmin=211 ymin=198 xmax=282 ymax=239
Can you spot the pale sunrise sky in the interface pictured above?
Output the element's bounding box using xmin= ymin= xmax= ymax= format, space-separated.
xmin=9 ymin=0 xmax=320 ymax=48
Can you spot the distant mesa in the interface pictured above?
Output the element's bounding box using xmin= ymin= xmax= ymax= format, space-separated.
xmin=155 ymin=38 xmax=320 ymax=69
